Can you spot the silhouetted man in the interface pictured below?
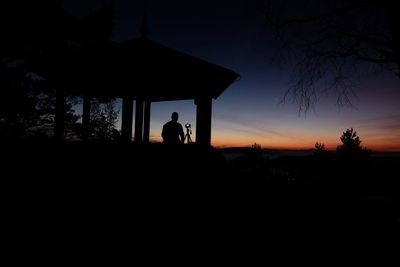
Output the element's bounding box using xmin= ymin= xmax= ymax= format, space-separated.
xmin=162 ymin=112 xmax=184 ymax=144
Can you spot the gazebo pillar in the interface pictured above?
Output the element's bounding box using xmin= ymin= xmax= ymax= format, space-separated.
xmin=121 ymin=96 xmax=134 ymax=143
xmin=134 ymin=100 xmax=144 ymax=143
xmin=143 ymin=100 xmax=151 ymax=143
xmin=54 ymin=90 xmax=66 ymax=142
xmin=195 ymin=97 xmax=212 ymax=146
xmin=82 ymin=95 xmax=91 ymax=142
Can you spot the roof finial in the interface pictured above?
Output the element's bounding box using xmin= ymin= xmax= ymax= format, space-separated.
xmin=140 ymin=14 xmax=149 ymax=39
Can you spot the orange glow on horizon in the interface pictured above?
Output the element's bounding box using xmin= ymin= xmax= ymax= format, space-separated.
xmin=149 ymin=136 xmax=400 ymax=151
xmin=149 ymin=132 xmax=400 ymax=151
xmin=150 ymin=125 xmax=400 ymax=152
xmin=211 ymin=138 xmax=400 ymax=152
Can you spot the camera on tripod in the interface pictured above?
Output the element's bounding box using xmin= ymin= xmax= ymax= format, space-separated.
xmin=184 ymin=122 xmax=192 ymax=143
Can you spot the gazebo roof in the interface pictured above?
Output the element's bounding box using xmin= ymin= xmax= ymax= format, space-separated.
xmin=37 ymin=38 xmax=239 ymax=101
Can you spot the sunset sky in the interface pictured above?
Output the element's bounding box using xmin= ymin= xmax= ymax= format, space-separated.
xmin=64 ymin=0 xmax=400 ymax=151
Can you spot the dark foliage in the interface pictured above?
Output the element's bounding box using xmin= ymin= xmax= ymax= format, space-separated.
xmin=0 ymin=1 xmax=115 ymax=143
xmin=336 ymin=128 xmax=369 ymax=156
xmin=314 ymin=142 xmax=330 ymax=157
xmin=89 ymin=98 xmax=120 ymax=142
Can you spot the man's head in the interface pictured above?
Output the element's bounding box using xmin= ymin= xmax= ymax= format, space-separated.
xmin=171 ymin=112 xmax=179 ymax=122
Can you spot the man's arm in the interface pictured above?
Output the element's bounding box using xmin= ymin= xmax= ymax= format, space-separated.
xmin=161 ymin=125 xmax=166 ymax=141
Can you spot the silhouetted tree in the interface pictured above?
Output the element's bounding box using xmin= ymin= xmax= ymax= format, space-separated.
xmin=77 ymin=0 xmax=115 ymax=45
xmin=0 ymin=74 xmax=81 ymax=142
xmin=249 ymin=142 xmax=264 ymax=165
xmin=315 ymin=142 xmax=325 ymax=150
xmin=314 ymin=142 xmax=326 ymax=155
xmin=266 ymin=0 xmax=400 ymax=112
xmin=336 ymin=128 xmax=368 ymax=155
xmin=89 ymin=98 xmax=120 ymax=142
xmin=252 ymin=142 xmax=262 ymax=150
xmin=0 ymin=1 xmax=115 ymax=142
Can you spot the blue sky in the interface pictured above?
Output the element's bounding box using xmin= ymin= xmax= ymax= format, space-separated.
xmin=65 ymin=0 xmax=400 ymax=150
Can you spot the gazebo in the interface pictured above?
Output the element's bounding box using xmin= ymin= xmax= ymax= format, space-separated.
xmin=39 ymin=26 xmax=239 ymax=146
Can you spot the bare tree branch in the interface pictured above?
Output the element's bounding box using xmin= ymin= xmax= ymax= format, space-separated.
xmin=266 ymin=0 xmax=399 ymax=112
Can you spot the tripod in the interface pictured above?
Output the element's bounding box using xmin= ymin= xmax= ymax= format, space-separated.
xmin=184 ymin=127 xmax=193 ymax=144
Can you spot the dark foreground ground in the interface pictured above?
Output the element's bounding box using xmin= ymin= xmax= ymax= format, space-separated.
xmin=2 ymin=143 xmax=399 ymax=246
xmin=226 ymin=148 xmax=400 ymax=226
